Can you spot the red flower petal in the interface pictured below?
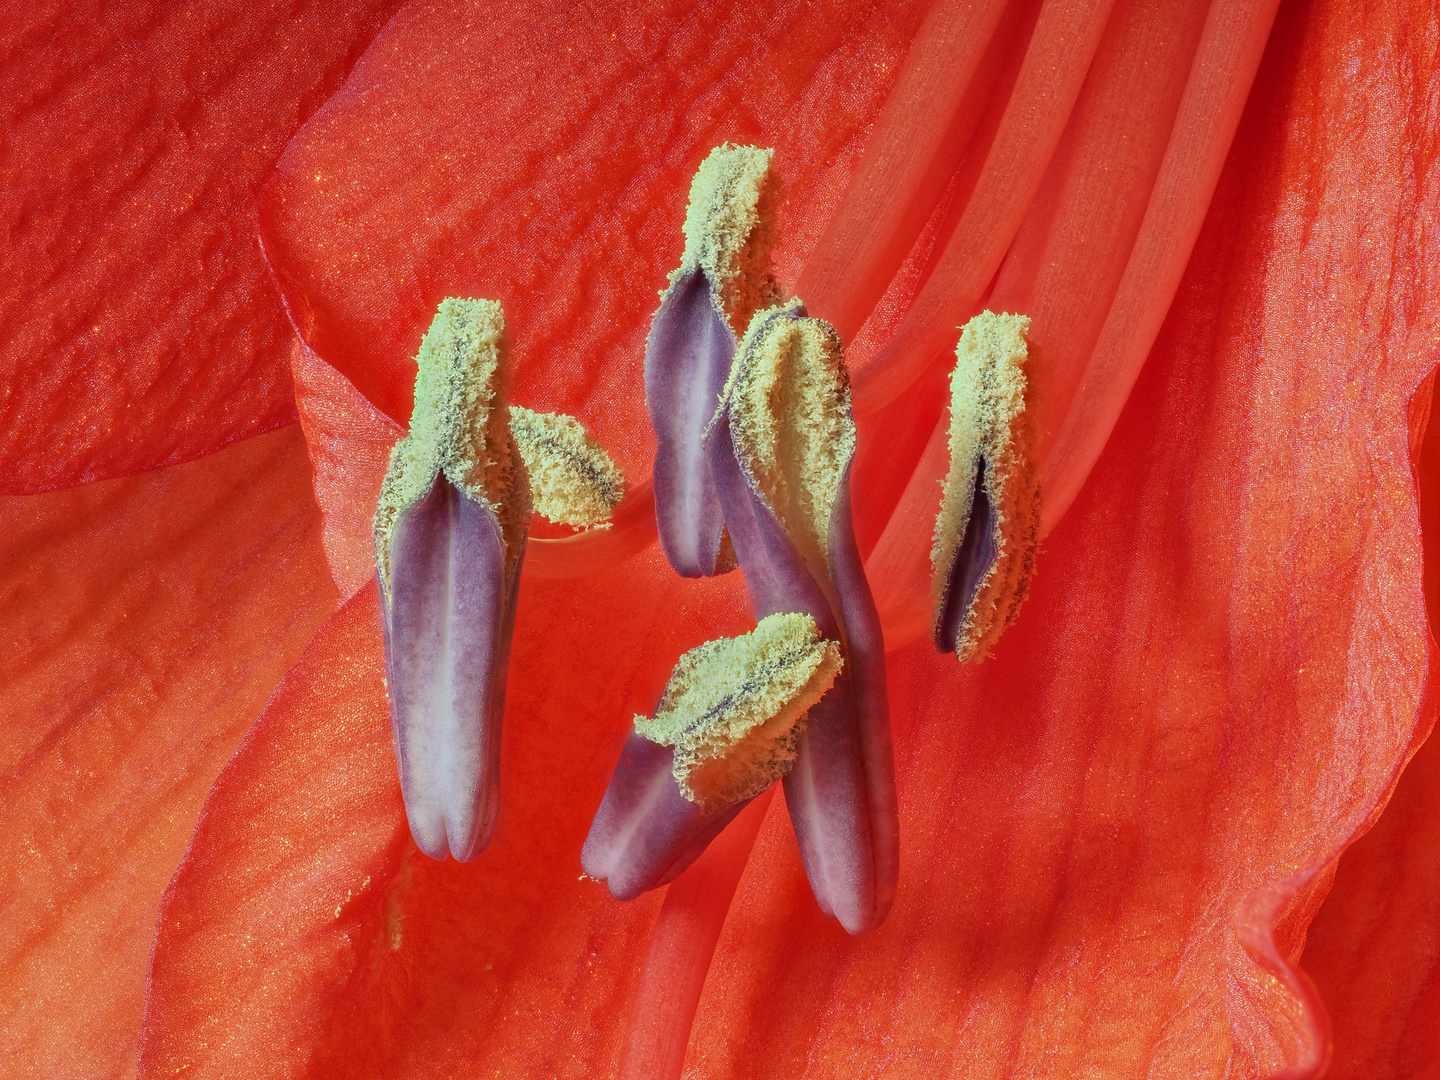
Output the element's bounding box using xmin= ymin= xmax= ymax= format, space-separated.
xmin=0 ymin=427 xmax=336 ymax=1074
xmin=0 ymin=0 xmax=408 ymax=494
xmin=256 ymin=0 xmax=927 ymax=457
xmin=1299 ymin=378 xmax=1440 ymax=1078
xmin=143 ymin=0 xmax=1440 ymax=1075
xmin=291 ymin=338 xmax=401 ymax=601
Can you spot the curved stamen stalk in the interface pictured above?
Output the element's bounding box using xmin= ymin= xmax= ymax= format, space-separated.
xmin=708 ymin=304 xmax=897 ymax=933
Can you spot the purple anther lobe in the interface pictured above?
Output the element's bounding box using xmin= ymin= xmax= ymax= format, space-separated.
xmin=645 ymin=269 xmax=737 ymax=578
xmin=380 ymin=473 xmax=521 ymax=861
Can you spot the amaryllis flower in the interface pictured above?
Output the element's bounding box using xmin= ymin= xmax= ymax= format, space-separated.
xmin=4 ymin=1 xmax=1439 ymax=1079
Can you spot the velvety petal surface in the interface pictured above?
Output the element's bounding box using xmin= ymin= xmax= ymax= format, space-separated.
xmin=0 ymin=0 xmax=407 ymax=493
xmin=145 ymin=0 xmax=1440 ymax=1076
xmin=0 ymin=426 xmax=337 ymax=1076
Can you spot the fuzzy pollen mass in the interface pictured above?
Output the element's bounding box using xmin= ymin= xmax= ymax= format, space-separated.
xmin=725 ymin=301 xmax=855 ymax=579
xmin=508 ymin=405 xmax=625 ymax=528
xmin=931 ymin=311 xmax=1040 ymax=661
xmin=373 ymin=298 xmax=530 ymax=862
xmin=635 ymin=612 xmax=843 ymax=812
xmin=646 ymin=144 xmax=779 ymax=578
xmin=676 ymin=143 xmax=780 ymax=337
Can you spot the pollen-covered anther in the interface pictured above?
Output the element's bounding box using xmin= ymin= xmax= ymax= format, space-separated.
xmin=372 ymin=297 xmax=530 ymax=863
xmin=635 ymin=613 xmax=842 ymax=812
xmin=647 ymin=143 xmax=779 ymax=578
xmin=508 ymin=405 xmax=625 ymax=528
xmin=675 ymin=143 xmax=780 ymax=335
xmin=725 ymin=301 xmax=854 ymax=575
xmin=375 ymin=297 xmax=530 ymax=589
xmin=931 ymin=310 xmax=1040 ymax=662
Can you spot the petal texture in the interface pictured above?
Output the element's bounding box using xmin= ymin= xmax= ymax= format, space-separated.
xmin=685 ymin=1 xmax=1440 ymax=1074
xmin=257 ymin=0 xmax=929 ymax=472
xmin=0 ymin=0 xmax=408 ymax=493
xmin=0 ymin=426 xmax=336 ymax=1076
xmin=1299 ymin=380 xmax=1440 ymax=1078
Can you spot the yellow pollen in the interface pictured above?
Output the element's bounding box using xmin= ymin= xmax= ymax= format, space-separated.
xmin=674 ymin=143 xmax=779 ymax=337
xmin=373 ymin=298 xmax=530 ymax=591
xmin=725 ymin=302 xmax=855 ymax=575
xmin=635 ymin=612 xmax=843 ymax=810
xmin=508 ymin=406 xmax=625 ymax=529
xmin=931 ymin=310 xmax=1040 ymax=661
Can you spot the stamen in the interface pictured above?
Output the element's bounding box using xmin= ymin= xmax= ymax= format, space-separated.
xmin=581 ymin=614 xmax=839 ymax=899
xmin=726 ymin=302 xmax=855 ymax=578
xmin=373 ymin=298 xmax=529 ymax=861
xmin=709 ymin=304 xmax=897 ymax=934
xmin=635 ymin=612 xmax=842 ymax=811
xmin=508 ymin=405 xmax=625 ymax=528
xmin=931 ymin=311 xmax=1039 ymax=661
xmin=676 ymin=144 xmax=780 ymax=337
xmin=647 ymin=144 xmax=777 ymax=578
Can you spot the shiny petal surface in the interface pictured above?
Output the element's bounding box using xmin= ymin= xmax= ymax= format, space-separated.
xmin=0 ymin=0 xmax=407 ymax=493
xmin=1298 ymin=382 xmax=1440 ymax=1077
xmin=0 ymin=427 xmax=336 ymax=1076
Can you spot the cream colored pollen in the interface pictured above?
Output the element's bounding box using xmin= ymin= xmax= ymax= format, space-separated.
xmin=725 ymin=302 xmax=855 ymax=575
xmin=374 ymin=298 xmax=530 ymax=591
xmin=508 ymin=406 xmax=625 ymax=528
xmin=931 ymin=310 xmax=1040 ymax=661
xmin=635 ymin=612 xmax=843 ymax=810
xmin=673 ymin=143 xmax=779 ymax=337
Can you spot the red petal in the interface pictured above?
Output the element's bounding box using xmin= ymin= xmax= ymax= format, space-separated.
xmin=0 ymin=0 xmax=408 ymax=494
xmin=145 ymin=0 xmax=1440 ymax=1075
xmin=1300 ymin=377 xmax=1440 ymax=1077
xmin=0 ymin=427 xmax=336 ymax=1074
xmin=291 ymin=338 xmax=401 ymax=601
xmin=256 ymin=0 xmax=928 ymax=465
